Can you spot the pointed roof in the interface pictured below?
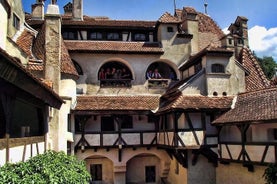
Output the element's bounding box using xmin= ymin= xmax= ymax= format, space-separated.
xmin=30 ymin=23 xmax=79 ymax=77
xmin=239 ymin=47 xmax=271 ymax=92
xmin=158 ymin=12 xmax=180 ymax=24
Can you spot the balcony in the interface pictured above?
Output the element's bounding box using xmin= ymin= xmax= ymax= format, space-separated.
xmin=100 ymin=79 xmax=132 ymax=88
xmin=147 ymin=79 xmax=170 ymax=89
xmin=74 ymin=130 xmax=157 ymax=150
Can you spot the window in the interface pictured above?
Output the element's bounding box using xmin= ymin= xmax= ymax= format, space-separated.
xmin=145 ymin=166 xmax=156 ymax=183
xmin=107 ymin=32 xmax=120 ymax=40
xmin=13 ymin=13 xmax=20 ymax=30
xmin=148 ymin=115 xmax=156 ymax=123
xmin=167 ymin=26 xmax=174 ymax=32
xmin=133 ymin=33 xmax=147 ymax=41
xmin=211 ymin=64 xmax=225 ymax=73
xmin=90 ymin=164 xmax=102 ymax=181
xmin=101 ymin=116 xmax=115 ymax=131
xmin=90 ymin=32 xmax=103 ymax=40
xmin=62 ymin=31 xmax=77 ymax=40
xmin=121 ymin=115 xmax=133 ymax=129
xmin=228 ymin=38 xmax=233 ymax=45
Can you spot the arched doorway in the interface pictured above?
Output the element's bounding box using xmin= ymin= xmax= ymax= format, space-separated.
xmin=85 ymin=155 xmax=114 ymax=184
xmin=126 ymin=153 xmax=161 ymax=184
xmin=98 ymin=61 xmax=133 ymax=87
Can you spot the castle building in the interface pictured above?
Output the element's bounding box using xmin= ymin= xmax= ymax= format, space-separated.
xmin=0 ymin=0 xmax=276 ymax=183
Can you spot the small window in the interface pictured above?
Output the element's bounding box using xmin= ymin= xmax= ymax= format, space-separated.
xmin=90 ymin=32 xmax=103 ymax=40
xmin=101 ymin=117 xmax=115 ymax=131
xmin=13 ymin=13 xmax=20 ymax=30
xmin=211 ymin=64 xmax=225 ymax=73
xmin=148 ymin=115 xmax=156 ymax=123
xmin=213 ymin=92 xmax=218 ymax=96
xmin=62 ymin=31 xmax=77 ymax=40
xmin=107 ymin=32 xmax=120 ymax=40
xmin=145 ymin=166 xmax=156 ymax=183
xmin=121 ymin=115 xmax=133 ymax=129
xmin=134 ymin=33 xmax=147 ymax=41
xmin=167 ymin=26 xmax=174 ymax=32
xmin=228 ymin=38 xmax=233 ymax=45
xmin=90 ymin=164 xmax=102 ymax=181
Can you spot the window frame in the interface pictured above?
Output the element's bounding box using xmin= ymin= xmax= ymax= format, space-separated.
xmin=211 ymin=63 xmax=225 ymax=73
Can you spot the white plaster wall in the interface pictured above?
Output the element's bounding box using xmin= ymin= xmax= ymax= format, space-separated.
xmin=0 ymin=149 xmax=6 ymax=166
xmin=216 ymin=163 xmax=266 ymax=184
xmin=220 ymin=126 xmax=241 ymax=142
xmin=167 ymin=157 xmax=188 ymax=184
xmin=126 ymin=154 xmax=160 ymax=184
xmin=252 ymin=123 xmax=277 ymax=142
xmin=187 ymin=150 xmax=216 ymax=184
xmin=0 ymin=4 xmax=7 ymax=49
xmin=86 ymin=157 xmax=114 ymax=184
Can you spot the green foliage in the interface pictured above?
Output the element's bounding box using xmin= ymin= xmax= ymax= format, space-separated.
xmin=256 ymin=56 xmax=277 ymax=79
xmin=263 ymin=163 xmax=277 ymax=184
xmin=0 ymin=150 xmax=91 ymax=184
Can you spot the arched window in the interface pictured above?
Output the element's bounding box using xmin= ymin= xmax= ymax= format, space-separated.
xmin=98 ymin=61 xmax=132 ymax=87
xmin=211 ymin=64 xmax=225 ymax=73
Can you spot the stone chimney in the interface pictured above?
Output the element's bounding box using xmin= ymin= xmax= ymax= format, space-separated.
xmin=44 ymin=3 xmax=61 ymax=151
xmin=63 ymin=2 xmax=73 ymax=16
xmin=73 ymin=0 xmax=83 ymax=20
xmin=31 ymin=0 xmax=45 ymax=20
xmin=181 ymin=7 xmax=199 ymax=54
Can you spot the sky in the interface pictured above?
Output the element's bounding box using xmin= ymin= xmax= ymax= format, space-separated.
xmin=23 ymin=0 xmax=277 ymax=61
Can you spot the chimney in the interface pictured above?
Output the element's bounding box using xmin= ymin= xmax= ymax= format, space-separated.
xmin=31 ymin=0 xmax=45 ymax=20
xmin=63 ymin=2 xmax=73 ymax=16
xmin=73 ymin=0 xmax=83 ymax=21
xmin=44 ymin=3 xmax=61 ymax=151
xmin=181 ymin=7 xmax=199 ymax=54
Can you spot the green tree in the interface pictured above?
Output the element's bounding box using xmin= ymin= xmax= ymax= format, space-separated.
xmin=263 ymin=163 xmax=277 ymax=184
xmin=256 ymin=56 xmax=277 ymax=80
xmin=0 ymin=150 xmax=91 ymax=184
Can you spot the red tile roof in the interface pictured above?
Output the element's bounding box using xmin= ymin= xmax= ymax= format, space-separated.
xmin=30 ymin=23 xmax=78 ymax=77
xmin=158 ymin=12 xmax=180 ymax=23
xmin=16 ymin=29 xmax=36 ymax=59
xmin=158 ymin=94 xmax=233 ymax=113
xmin=64 ymin=40 xmax=163 ymax=54
xmin=0 ymin=47 xmax=63 ymax=109
xmin=62 ymin=15 xmax=156 ymax=28
xmin=240 ymin=47 xmax=271 ymax=92
xmin=213 ymin=87 xmax=277 ymax=125
xmin=75 ymin=95 xmax=160 ymax=111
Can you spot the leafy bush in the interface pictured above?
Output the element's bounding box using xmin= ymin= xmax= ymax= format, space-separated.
xmin=0 ymin=150 xmax=91 ymax=184
xmin=263 ymin=163 xmax=277 ymax=184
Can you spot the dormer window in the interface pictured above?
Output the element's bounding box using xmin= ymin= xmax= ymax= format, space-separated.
xmin=62 ymin=31 xmax=77 ymax=40
xmin=133 ymin=33 xmax=147 ymax=41
xmin=211 ymin=64 xmax=225 ymax=73
xmin=107 ymin=32 xmax=120 ymax=40
xmin=90 ymin=32 xmax=103 ymax=40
